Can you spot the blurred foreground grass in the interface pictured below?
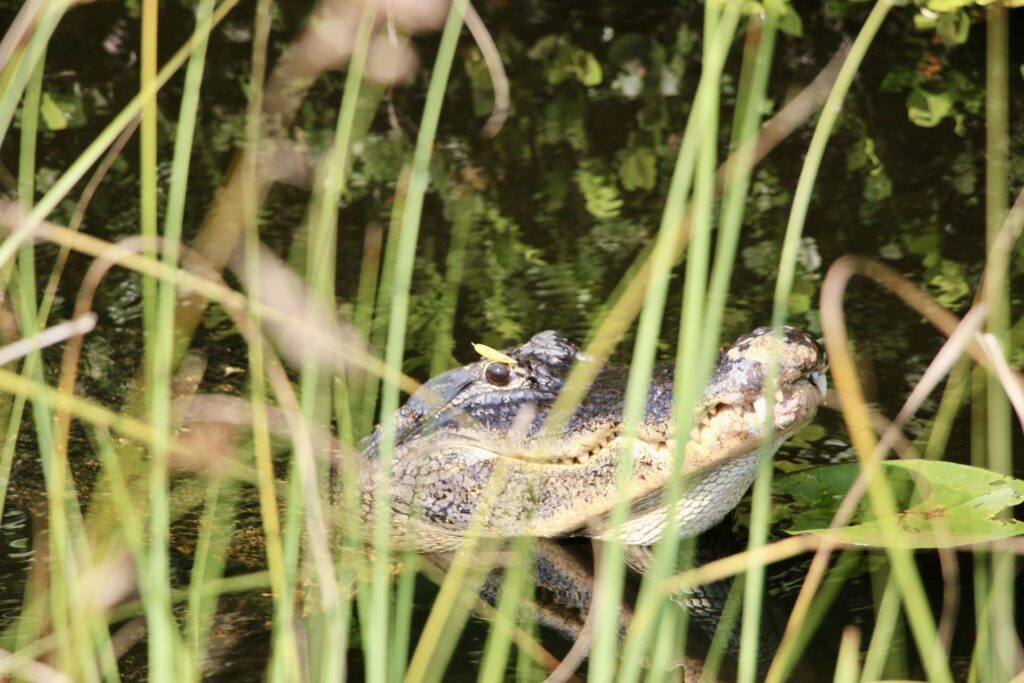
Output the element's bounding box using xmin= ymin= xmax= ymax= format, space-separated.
xmin=0 ymin=1 xmax=1021 ymax=681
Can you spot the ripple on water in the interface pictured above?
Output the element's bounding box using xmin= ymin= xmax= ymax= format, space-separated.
xmin=0 ymin=507 xmax=33 ymax=626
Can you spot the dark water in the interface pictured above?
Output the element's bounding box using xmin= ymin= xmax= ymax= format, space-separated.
xmin=1 ymin=0 xmax=1023 ymax=679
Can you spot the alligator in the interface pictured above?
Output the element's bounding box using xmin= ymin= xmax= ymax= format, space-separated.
xmin=360 ymin=326 xmax=828 ymax=552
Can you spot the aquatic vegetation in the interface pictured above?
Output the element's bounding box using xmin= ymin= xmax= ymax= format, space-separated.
xmin=0 ymin=0 xmax=1021 ymax=681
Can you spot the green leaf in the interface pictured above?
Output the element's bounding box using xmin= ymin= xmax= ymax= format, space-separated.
xmin=464 ymin=47 xmax=496 ymax=118
xmin=787 ymin=423 xmax=826 ymax=449
xmin=571 ymin=50 xmax=603 ymax=87
xmin=925 ymin=258 xmax=971 ymax=308
xmin=575 ymin=163 xmax=622 ymax=220
xmin=863 ymin=172 xmax=893 ymax=203
xmin=913 ymin=13 xmax=938 ymax=30
xmin=40 ymin=92 xmax=68 ymax=131
xmin=901 ymin=230 xmax=940 ymax=257
xmin=923 ymin=0 xmax=972 ymax=11
xmin=527 ymin=35 xmax=560 ymax=61
xmin=779 ymin=11 xmax=803 ymax=37
xmin=907 ymin=86 xmax=953 ymax=127
xmin=617 ymin=147 xmax=657 ymax=192
xmin=936 ymin=10 xmax=970 ymax=46
xmin=773 ymin=461 xmax=1024 ymax=548
xmin=528 ymin=36 xmax=603 ymax=87
xmin=763 ymin=0 xmax=804 ymax=37
xmin=909 ymin=86 xmax=954 ymax=127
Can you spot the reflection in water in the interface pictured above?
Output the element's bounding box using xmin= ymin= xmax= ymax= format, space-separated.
xmin=425 ymin=519 xmax=793 ymax=682
xmin=0 ymin=490 xmax=1004 ymax=681
xmin=0 ymin=507 xmax=32 ymax=628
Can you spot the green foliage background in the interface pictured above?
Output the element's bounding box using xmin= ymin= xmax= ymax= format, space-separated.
xmin=6 ymin=1 xmax=1021 ymax=392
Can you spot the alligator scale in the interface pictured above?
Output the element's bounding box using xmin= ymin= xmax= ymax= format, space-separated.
xmin=360 ymin=327 xmax=828 ymax=552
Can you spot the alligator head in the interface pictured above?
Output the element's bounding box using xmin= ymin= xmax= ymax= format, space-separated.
xmin=361 ymin=327 xmax=827 ymax=551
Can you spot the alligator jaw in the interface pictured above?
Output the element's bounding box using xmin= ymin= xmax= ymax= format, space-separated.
xmin=684 ymin=381 xmax=822 ymax=471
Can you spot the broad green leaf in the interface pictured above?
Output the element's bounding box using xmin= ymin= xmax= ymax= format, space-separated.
xmin=764 ymin=0 xmax=804 ymax=37
xmin=773 ymin=461 xmax=1024 ymax=549
xmin=907 ymin=86 xmax=953 ymax=128
xmin=936 ymin=10 xmax=970 ymax=45
xmin=40 ymin=92 xmax=68 ymax=131
xmin=570 ymin=50 xmax=603 ymax=87
xmin=617 ymin=147 xmax=657 ymax=192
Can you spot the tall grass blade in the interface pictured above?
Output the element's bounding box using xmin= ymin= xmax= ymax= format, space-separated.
xmin=980 ymin=6 xmax=1017 ymax=680
xmin=370 ymin=2 xmax=468 ymax=682
xmin=592 ymin=6 xmax=742 ymax=681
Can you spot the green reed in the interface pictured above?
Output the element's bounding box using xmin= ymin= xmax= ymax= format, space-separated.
xmin=760 ymin=3 xmax=949 ymax=682
xmin=970 ymin=8 xmax=1016 ymax=683
xmin=591 ymin=5 xmax=742 ymax=680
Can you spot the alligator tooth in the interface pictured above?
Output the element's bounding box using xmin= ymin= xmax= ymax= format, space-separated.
xmin=775 ymin=388 xmax=785 ymax=403
xmin=811 ymin=370 xmax=828 ymax=397
xmin=753 ymin=397 xmax=768 ymax=422
xmin=689 ymin=426 xmax=701 ymax=443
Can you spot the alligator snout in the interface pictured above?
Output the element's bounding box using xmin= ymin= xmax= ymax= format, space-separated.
xmin=700 ymin=326 xmax=827 ymax=412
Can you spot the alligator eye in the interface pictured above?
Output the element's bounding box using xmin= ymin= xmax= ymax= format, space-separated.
xmin=485 ymin=362 xmax=512 ymax=386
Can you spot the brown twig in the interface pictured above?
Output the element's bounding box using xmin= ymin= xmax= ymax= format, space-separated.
xmin=715 ymin=39 xmax=851 ymax=191
xmin=464 ymin=3 xmax=509 ymax=137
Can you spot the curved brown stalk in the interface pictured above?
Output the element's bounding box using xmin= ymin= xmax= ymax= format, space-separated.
xmin=714 ymin=39 xmax=850 ymax=191
xmin=464 ymin=3 xmax=509 ymax=137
